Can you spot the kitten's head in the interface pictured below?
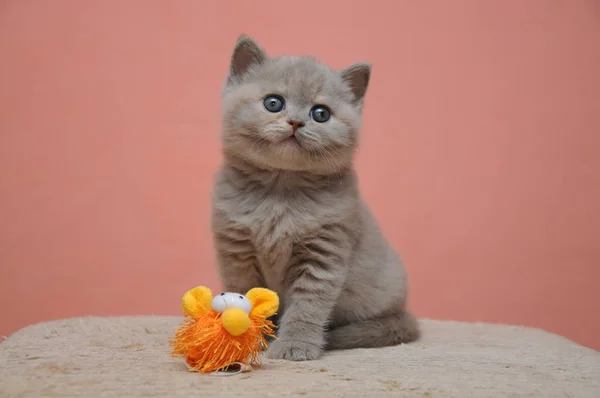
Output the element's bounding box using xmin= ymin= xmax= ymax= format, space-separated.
xmin=221 ymin=35 xmax=371 ymax=173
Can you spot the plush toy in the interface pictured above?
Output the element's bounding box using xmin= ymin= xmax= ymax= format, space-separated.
xmin=170 ymin=286 xmax=279 ymax=374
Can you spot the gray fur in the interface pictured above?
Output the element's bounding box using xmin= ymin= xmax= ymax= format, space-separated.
xmin=211 ymin=34 xmax=419 ymax=361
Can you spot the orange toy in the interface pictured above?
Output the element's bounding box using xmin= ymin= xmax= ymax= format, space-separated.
xmin=170 ymin=286 xmax=279 ymax=374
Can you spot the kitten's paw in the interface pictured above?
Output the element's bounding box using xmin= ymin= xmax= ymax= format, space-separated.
xmin=267 ymin=339 xmax=322 ymax=361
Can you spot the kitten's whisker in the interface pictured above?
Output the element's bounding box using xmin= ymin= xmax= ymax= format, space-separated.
xmin=242 ymin=137 xmax=268 ymax=164
xmin=315 ymin=145 xmax=343 ymax=177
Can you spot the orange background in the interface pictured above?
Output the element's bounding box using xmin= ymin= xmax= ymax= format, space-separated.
xmin=1 ymin=1 xmax=599 ymax=349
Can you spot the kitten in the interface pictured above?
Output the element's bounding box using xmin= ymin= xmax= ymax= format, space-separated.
xmin=211 ymin=34 xmax=420 ymax=361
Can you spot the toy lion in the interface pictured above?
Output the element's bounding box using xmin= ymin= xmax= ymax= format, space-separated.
xmin=170 ymin=286 xmax=279 ymax=374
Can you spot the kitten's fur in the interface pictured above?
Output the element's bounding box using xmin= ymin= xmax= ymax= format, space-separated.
xmin=211 ymin=35 xmax=419 ymax=361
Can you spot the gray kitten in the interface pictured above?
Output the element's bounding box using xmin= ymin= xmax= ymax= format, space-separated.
xmin=211 ymin=34 xmax=419 ymax=361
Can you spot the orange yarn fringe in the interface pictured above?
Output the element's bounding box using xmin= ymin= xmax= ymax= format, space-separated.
xmin=170 ymin=312 xmax=276 ymax=373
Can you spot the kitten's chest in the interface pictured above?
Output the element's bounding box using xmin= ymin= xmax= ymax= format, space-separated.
xmin=221 ymin=192 xmax=320 ymax=277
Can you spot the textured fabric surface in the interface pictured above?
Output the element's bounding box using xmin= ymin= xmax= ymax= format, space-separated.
xmin=0 ymin=316 xmax=598 ymax=397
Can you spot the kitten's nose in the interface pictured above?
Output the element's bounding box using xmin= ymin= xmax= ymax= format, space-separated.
xmin=287 ymin=119 xmax=305 ymax=134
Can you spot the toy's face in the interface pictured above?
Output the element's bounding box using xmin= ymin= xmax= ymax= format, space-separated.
xmin=211 ymin=292 xmax=252 ymax=314
xmin=180 ymin=286 xmax=278 ymax=323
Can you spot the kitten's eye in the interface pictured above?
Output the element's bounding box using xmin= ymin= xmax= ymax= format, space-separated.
xmin=310 ymin=105 xmax=331 ymax=123
xmin=263 ymin=95 xmax=285 ymax=113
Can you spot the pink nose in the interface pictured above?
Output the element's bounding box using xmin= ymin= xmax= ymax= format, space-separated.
xmin=287 ymin=120 xmax=305 ymax=133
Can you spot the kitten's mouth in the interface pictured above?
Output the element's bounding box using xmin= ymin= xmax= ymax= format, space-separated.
xmin=283 ymin=135 xmax=300 ymax=144
xmin=269 ymin=130 xmax=304 ymax=150
xmin=278 ymin=134 xmax=304 ymax=151
xmin=281 ymin=131 xmax=299 ymax=143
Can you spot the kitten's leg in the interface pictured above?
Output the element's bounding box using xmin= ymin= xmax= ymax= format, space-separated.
xmin=325 ymin=310 xmax=420 ymax=350
xmin=267 ymin=229 xmax=351 ymax=361
xmin=214 ymin=228 xmax=263 ymax=294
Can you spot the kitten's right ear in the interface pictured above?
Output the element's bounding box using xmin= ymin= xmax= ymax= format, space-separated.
xmin=228 ymin=34 xmax=268 ymax=83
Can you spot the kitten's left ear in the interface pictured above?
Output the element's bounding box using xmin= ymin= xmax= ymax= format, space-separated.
xmin=339 ymin=62 xmax=371 ymax=104
xmin=228 ymin=34 xmax=268 ymax=83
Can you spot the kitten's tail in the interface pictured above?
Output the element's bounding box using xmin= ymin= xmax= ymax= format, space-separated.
xmin=325 ymin=311 xmax=420 ymax=351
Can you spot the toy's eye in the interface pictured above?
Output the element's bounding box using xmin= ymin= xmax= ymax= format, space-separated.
xmin=211 ymin=293 xmax=252 ymax=314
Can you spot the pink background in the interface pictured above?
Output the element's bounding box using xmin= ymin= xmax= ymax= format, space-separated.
xmin=1 ymin=1 xmax=599 ymax=349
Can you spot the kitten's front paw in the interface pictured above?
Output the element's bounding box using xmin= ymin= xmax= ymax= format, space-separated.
xmin=267 ymin=339 xmax=322 ymax=361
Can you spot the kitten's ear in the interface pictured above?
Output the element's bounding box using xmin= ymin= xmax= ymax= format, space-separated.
xmin=228 ymin=34 xmax=268 ymax=82
xmin=339 ymin=62 xmax=371 ymax=104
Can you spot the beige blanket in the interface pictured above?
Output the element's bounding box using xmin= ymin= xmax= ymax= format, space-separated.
xmin=0 ymin=316 xmax=598 ymax=397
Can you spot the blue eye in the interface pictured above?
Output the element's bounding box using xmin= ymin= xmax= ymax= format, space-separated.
xmin=264 ymin=95 xmax=285 ymax=113
xmin=310 ymin=105 xmax=330 ymax=123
